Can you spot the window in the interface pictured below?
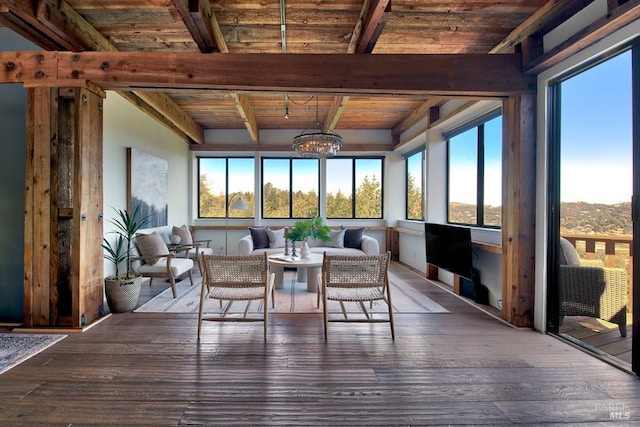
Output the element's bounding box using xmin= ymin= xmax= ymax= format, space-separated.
xmin=326 ymin=157 xmax=383 ymax=219
xmin=262 ymin=158 xmax=319 ymax=218
xmin=446 ymin=111 xmax=502 ymax=227
xmin=406 ymin=149 xmax=425 ymax=220
xmin=198 ymin=157 xmax=254 ymax=218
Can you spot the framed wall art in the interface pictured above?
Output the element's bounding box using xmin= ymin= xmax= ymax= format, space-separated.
xmin=126 ymin=148 xmax=168 ymax=227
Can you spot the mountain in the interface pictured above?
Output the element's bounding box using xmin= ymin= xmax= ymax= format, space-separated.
xmin=560 ymin=201 xmax=632 ymax=236
xmin=449 ymin=201 xmax=632 ymax=236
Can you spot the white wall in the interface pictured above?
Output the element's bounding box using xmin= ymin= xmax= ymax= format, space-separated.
xmin=394 ymin=100 xmax=504 ymax=305
xmin=103 ymin=92 xmax=191 ymax=275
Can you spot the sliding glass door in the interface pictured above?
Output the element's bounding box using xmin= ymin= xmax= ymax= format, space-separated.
xmin=548 ymin=42 xmax=639 ymax=373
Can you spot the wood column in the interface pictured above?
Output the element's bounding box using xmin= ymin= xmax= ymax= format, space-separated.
xmin=24 ymin=84 xmax=105 ymax=329
xmin=501 ymin=94 xmax=537 ymax=327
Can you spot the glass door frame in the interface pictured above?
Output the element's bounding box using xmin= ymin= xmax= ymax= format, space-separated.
xmin=546 ymin=40 xmax=639 ymax=375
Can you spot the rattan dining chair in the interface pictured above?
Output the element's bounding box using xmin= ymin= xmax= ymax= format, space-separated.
xmin=198 ymin=253 xmax=275 ymax=339
xmin=318 ymin=251 xmax=394 ymax=340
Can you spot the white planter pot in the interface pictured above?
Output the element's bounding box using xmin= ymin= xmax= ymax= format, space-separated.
xmin=104 ymin=275 xmax=142 ymax=313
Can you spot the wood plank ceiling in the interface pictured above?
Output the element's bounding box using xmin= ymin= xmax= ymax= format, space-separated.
xmin=0 ymin=0 xmax=616 ymax=147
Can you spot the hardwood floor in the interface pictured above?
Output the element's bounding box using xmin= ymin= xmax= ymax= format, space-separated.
xmin=2 ymin=263 xmax=640 ymax=425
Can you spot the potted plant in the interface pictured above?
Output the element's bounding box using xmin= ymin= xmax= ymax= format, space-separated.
xmin=102 ymin=206 xmax=151 ymax=313
xmin=287 ymin=215 xmax=331 ymax=257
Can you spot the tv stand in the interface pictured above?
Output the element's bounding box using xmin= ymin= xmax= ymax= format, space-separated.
xmin=426 ymin=240 xmax=501 ymax=295
xmin=426 ymin=263 xmax=464 ymax=293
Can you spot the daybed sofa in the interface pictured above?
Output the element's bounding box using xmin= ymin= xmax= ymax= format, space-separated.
xmin=237 ymin=226 xmax=379 ymax=256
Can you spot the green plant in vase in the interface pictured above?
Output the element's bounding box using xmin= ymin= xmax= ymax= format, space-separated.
xmin=287 ymin=215 xmax=331 ymax=257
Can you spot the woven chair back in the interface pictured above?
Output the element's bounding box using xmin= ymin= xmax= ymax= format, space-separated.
xmin=322 ymin=252 xmax=390 ymax=289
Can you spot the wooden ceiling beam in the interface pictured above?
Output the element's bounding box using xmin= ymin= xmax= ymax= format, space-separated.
xmin=392 ymin=98 xmax=442 ymax=137
xmin=172 ymin=0 xmax=259 ymax=141
xmin=202 ymin=1 xmax=259 ymax=142
xmin=117 ymin=91 xmax=192 ymax=143
xmin=525 ymin=0 xmax=640 ymax=74
xmin=231 ymin=93 xmax=259 ymax=142
xmin=322 ymin=0 xmax=373 ymax=132
xmin=19 ymin=52 xmax=534 ymax=97
xmin=356 ymin=0 xmax=391 ymax=54
xmin=171 ymin=0 xmax=219 ymax=53
xmin=490 ymin=0 xmax=595 ymax=54
xmin=35 ymin=0 xmax=86 ymax=51
xmin=324 ymin=96 xmax=349 ymax=131
xmin=0 ymin=0 xmax=205 ymax=144
xmin=0 ymin=0 xmax=71 ymax=49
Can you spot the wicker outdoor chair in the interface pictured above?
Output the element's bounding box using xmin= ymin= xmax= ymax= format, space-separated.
xmin=558 ymin=238 xmax=629 ymax=337
xmin=198 ymin=253 xmax=275 ymax=339
xmin=318 ymin=251 xmax=394 ymax=340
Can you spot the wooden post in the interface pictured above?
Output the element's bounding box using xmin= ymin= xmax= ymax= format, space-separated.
xmin=24 ymin=87 xmax=56 ymax=327
xmin=23 ymin=84 xmax=105 ymax=329
xmin=501 ymin=94 xmax=537 ymax=327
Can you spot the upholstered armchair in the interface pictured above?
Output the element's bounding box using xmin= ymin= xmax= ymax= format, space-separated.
xmin=558 ymin=237 xmax=629 ymax=337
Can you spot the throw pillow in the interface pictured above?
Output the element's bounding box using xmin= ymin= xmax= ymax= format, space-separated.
xmin=249 ymin=226 xmax=270 ymax=249
xmin=172 ymin=224 xmax=193 ymax=245
xmin=329 ymin=228 xmax=346 ymax=248
xmin=267 ymin=228 xmax=286 ymax=248
xmin=343 ymin=227 xmax=365 ymax=249
xmin=135 ymin=231 xmax=169 ymax=266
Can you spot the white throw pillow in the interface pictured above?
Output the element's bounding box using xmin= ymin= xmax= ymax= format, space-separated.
xmin=135 ymin=231 xmax=169 ymax=266
xmin=267 ymin=228 xmax=286 ymax=248
xmin=172 ymin=224 xmax=193 ymax=245
xmin=329 ymin=228 xmax=346 ymax=248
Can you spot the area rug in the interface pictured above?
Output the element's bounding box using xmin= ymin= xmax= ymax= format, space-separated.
xmin=0 ymin=333 xmax=66 ymax=375
xmin=135 ymin=270 xmax=449 ymax=315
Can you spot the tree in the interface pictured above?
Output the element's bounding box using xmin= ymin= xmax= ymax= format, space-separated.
xmin=199 ymin=174 xmax=225 ymax=217
xmin=327 ymin=190 xmax=352 ymax=218
xmin=355 ymin=175 xmax=382 ymax=218
xmin=407 ymin=172 xmax=423 ymax=220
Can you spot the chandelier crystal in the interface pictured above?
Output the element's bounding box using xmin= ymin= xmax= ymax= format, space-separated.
xmin=292 ymin=96 xmax=343 ymax=158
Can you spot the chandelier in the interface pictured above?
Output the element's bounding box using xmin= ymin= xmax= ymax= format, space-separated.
xmin=292 ymin=95 xmax=343 ymax=158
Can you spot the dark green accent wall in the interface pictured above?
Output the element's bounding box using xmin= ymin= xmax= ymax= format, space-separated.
xmin=0 ymin=28 xmax=38 ymax=322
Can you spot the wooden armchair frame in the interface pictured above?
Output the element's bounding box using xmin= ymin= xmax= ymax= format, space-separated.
xmin=319 ymin=251 xmax=394 ymax=340
xmin=198 ymin=253 xmax=275 ymax=339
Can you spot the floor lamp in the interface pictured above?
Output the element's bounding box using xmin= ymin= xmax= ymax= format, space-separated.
xmin=225 ymin=192 xmax=249 ymax=255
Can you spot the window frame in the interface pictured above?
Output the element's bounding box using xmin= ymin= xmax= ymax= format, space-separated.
xmin=197 ymin=156 xmax=255 ymax=219
xmin=261 ymin=157 xmax=320 ymax=219
xmin=445 ymin=109 xmax=502 ymax=228
xmin=326 ymin=156 xmax=384 ymax=219
xmin=405 ymin=148 xmax=425 ymax=221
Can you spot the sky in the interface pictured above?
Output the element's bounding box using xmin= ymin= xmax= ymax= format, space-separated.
xmin=450 ymin=49 xmax=633 ymax=207
xmin=200 ymin=157 xmax=382 ymax=195
xmin=560 ymin=49 xmax=632 ymax=204
xmin=448 ymin=116 xmax=503 ymax=206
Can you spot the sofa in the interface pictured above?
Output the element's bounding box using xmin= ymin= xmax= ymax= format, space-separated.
xmin=237 ymin=226 xmax=379 ymax=256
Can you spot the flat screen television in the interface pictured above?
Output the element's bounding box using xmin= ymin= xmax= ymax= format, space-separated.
xmin=425 ymin=223 xmax=473 ymax=280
